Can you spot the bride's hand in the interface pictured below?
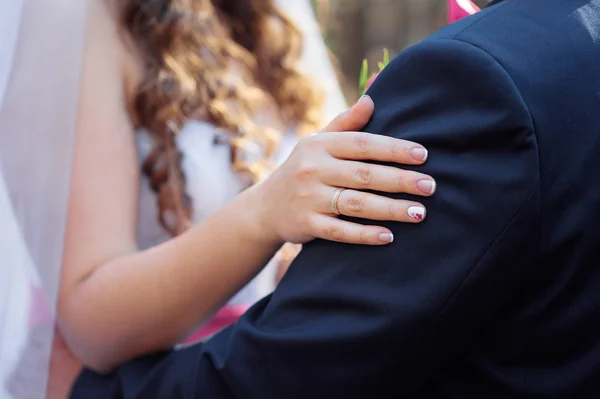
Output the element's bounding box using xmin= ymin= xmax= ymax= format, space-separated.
xmin=254 ymin=95 xmax=436 ymax=246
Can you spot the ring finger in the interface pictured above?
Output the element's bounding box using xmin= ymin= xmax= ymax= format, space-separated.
xmin=328 ymin=187 xmax=427 ymax=223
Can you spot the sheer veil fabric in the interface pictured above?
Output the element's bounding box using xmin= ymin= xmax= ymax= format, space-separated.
xmin=0 ymin=0 xmax=87 ymax=397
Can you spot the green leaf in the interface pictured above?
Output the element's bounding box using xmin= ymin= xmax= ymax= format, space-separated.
xmin=359 ymin=58 xmax=369 ymax=94
xmin=382 ymin=48 xmax=390 ymax=66
xmin=378 ymin=48 xmax=391 ymax=72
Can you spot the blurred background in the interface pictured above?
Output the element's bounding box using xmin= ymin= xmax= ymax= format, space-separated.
xmin=311 ymin=0 xmax=488 ymax=101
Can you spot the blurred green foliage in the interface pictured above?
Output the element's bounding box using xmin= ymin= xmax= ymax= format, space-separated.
xmin=311 ymin=0 xmax=488 ymax=101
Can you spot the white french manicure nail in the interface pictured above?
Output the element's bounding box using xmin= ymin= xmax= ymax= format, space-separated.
xmin=378 ymin=233 xmax=394 ymax=243
xmin=416 ymin=180 xmax=436 ymax=195
xmin=407 ymin=206 xmax=426 ymax=220
xmin=410 ymin=148 xmax=428 ymax=162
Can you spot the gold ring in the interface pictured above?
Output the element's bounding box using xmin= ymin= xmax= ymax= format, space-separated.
xmin=330 ymin=188 xmax=345 ymax=215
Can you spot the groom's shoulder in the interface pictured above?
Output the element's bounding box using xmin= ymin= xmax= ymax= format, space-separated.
xmin=387 ymin=2 xmax=520 ymax=62
xmin=381 ymin=1 xmax=531 ymax=86
xmin=407 ymin=0 xmax=585 ymax=83
xmin=426 ymin=0 xmax=556 ymax=50
xmin=430 ymin=0 xmax=559 ymax=39
xmin=428 ymin=0 xmax=516 ymax=43
xmin=427 ymin=0 xmax=582 ymax=54
xmin=392 ymin=0 xmax=531 ymax=69
xmin=374 ymin=2 xmax=537 ymax=99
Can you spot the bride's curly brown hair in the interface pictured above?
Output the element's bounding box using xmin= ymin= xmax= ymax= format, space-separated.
xmin=120 ymin=0 xmax=325 ymax=235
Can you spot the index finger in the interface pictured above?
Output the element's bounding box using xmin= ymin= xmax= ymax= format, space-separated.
xmin=324 ymin=131 xmax=429 ymax=165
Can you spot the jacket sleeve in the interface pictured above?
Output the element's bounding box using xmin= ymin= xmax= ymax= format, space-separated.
xmin=71 ymin=38 xmax=541 ymax=399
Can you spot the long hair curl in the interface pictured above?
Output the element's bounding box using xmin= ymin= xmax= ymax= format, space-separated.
xmin=120 ymin=0 xmax=324 ymax=235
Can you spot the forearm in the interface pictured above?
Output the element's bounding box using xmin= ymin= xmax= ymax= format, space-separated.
xmin=59 ymin=186 xmax=281 ymax=372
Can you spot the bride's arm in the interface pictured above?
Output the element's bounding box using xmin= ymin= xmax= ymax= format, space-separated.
xmin=58 ymin=0 xmax=435 ymax=373
xmin=58 ymin=0 xmax=283 ymax=372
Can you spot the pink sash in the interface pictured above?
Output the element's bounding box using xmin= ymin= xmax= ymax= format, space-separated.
xmin=183 ymin=305 xmax=250 ymax=344
xmin=29 ymin=285 xmax=52 ymax=328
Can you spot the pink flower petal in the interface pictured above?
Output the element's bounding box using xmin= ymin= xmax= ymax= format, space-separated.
xmin=365 ymin=73 xmax=379 ymax=92
xmin=447 ymin=0 xmax=480 ymax=23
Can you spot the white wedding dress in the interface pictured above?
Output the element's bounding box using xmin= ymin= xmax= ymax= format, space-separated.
xmin=136 ymin=0 xmax=346 ymax=325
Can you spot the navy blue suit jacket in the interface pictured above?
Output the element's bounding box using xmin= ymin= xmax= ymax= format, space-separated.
xmin=71 ymin=0 xmax=600 ymax=397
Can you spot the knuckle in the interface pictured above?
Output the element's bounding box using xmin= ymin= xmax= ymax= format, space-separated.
xmin=298 ymin=135 xmax=320 ymax=151
xmin=294 ymin=161 xmax=318 ymax=181
xmin=388 ymin=202 xmax=401 ymax=219
xmin=396 ymin=173 xmax=408 ymax=191
xmin=390 ymin=141 xmax=405 ymax=159
xmin=359 ymin=229 xmax=370 ymax=245
xmin=353 ymin=166 xmax=373 ymax=186
xmin=346 ymin=194 xmax=365 ymax=214
xmin=324 ymin=226 xmax=344 ymax=241
xmin=330 ymin=132 xmax=345 ymax=147
xmin=306 ymin=135 xmax=324 ymax=150
xmin=353 ymin=134 xmax=370 ymax=154
xmin=306 ymin=138 xmax=329 ymax=156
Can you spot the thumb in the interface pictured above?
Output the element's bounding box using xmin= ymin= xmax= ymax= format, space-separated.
xmin=320 ymin=95 xmax=375 ymax=133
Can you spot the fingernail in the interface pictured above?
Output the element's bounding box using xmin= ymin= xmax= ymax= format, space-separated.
xmin=407 ymin=206 xmax=426 ymax=220
xmin=378 ymin=233 xmax=394 ymax=243
xmin=410 ymin=147 xmax=428 ymax=162
xmin=357 ymin=95 xmax=371 ymax=105
xmin=416 ymin=179 xmax=436 ymax=195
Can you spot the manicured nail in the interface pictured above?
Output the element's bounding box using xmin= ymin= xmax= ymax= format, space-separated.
xmin=407 ymin=206 xmax=426 ymax=220
xmin=355 ymin=95 xmax=372 ymax=108
xmin=378 ymin=233 xmax=394 ymax=243
xmin=416 ymin=179 xmax=436 ymax=195
xmin=410 ymin=147 xmax=428 ymax=162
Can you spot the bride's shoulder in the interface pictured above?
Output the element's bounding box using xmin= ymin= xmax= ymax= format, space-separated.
xmin=87 ymin=0 xmax=120 ymax=40
xmin=82 ymin=0 xmax=142 ymax=117
xmin=82 ymin=0 xmax=124 ymax=76
xmin=75 ymin=0 xmax=139 ymax=145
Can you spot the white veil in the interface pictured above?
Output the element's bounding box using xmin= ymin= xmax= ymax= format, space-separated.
xmin=0 ymin=0 xmax=87 ymax=397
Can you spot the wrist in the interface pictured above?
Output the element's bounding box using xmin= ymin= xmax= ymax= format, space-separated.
xmin=236 ymin=183 xmax=284 ymax=249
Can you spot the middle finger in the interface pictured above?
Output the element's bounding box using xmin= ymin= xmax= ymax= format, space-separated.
xmin=322 ymin=160 xmax=437 ymax=196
